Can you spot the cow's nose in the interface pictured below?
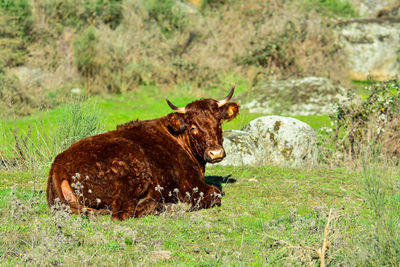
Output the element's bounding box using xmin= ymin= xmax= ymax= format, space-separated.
xmin=205 ymin=148 xmax=226 ymax=163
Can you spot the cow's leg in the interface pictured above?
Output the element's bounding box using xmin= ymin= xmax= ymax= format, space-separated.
xmin=110 ymin=175 xmax=152 ymax=221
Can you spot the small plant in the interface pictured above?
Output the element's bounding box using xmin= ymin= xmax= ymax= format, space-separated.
xmin=73 ymin=26 xmax=99 ymax=79
xmin=57 ymin=98 xmax=105 ymax=150
xmin=0 ymin=0 xmax=33 ymax=38
xmin=43 ymin=0 xmax=123 ymax=29
xmin=240 ymin=20 xmax=301 ymax=75
xmin=330 ymin=80 xmax=400 ymax=161
xmin=144 ymin=0 xmax=188 ymax=37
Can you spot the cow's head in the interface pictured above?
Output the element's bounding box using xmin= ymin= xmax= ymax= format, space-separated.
xmin=166 ymin=86 xmax=240 ymax=164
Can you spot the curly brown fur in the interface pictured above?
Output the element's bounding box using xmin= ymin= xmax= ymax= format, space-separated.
xmin=47 ymin=95 xmax=239 ymax=220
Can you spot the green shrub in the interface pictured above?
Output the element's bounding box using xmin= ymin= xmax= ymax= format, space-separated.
xmin=85 ymin=0 xmax=123 ymax=29
xmin=73 ymin=26 xmax=99 ymax=78
xmin=144 ymin=0 xmax=188 ymax=37
xmin=43 ymin=0 xmax=123 ymax=29
xmin=57 ymin=98 xmax=105 ymax=150
xmin=0 ymin=0 xmax=33 ymax=38
xmin=330 ymin=80 xmax=400 ymax=160
xmin=241 ymin=21 xmax=300 ymax=72
xmin=0 ymin=38 xmax=27 ymax=66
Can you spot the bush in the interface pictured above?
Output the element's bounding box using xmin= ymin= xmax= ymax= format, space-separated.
xmin=330 ymin=80 xmax=400 ymax=161
xmin=0 ymin=38 xmax=27 ymax=67
xmin=57 ymin=98 xmax=105 ymax=150
xmin=241 ymin=20 xmax=300 ymax=74
xmin=144 ymin=0 xmax=188 ymax=37
xmin=73 ymin=26 xmax=99 ymax=79
xmin=43 ymin=0 xmax=123 ymax=29
xmin=0 ymin=0 xmax=33 ymax=38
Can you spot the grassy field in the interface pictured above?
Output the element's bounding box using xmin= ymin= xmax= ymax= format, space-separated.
xmin=1 ymin=87 xmax=399 ymax=265
xmin=0 ymin=165 xmax=368 ymax=265
xmin=1 ymin=162 xmax=399 ymax=265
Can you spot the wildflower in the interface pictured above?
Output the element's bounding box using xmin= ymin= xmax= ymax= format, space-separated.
xmin=213 ymin=192 xmax=222 ymax=198
xmin=192 ymin=187 xmax=198 ymax=193
xmin=75 ymin=173 xmax=81 ymax=178
xmin=173 ymin=188 xmax=179 ymax=193
xmin=88 ymin=189 xmax=92 ymax=194
xmin=96 ymin=198 xmax=101 ymax=204
xmin=186 ymin=192 xmax=191 ymax=198
xmin=199 ymin=192 xmax=204 ymax=197
xmin=155 ymin=185 xmax=164 ymax=192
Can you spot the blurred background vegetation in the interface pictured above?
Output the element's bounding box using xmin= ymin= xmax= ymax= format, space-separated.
xmin=0 ymin=0 xmax=357 ymax=118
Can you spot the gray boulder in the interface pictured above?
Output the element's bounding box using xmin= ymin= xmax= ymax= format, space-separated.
xmin=336 ymin=18 xmax=400 ymax=81
xmin=242 ymin=116 xmax=318 ymax=167
xmin=348 ymin=0 xmax=399 ymax=18
xmin=215 ymin=130 xmax=265 ymax=166
xmin=238 ymin=77 xmax=345 ymax=116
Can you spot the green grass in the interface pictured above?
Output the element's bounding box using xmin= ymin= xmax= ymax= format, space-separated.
xmin=0 ymin=165 xmax=365 ymax=265
xmin=1 ymin=84 xmax=331 ymax=135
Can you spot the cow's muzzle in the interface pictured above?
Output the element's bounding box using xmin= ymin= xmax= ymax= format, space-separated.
xmin=205 ymin=147 xmax=226 ymax=163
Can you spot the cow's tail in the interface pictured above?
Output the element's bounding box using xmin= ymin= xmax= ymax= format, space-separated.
xmin=47 ymin=166 xmax=109 ymax=216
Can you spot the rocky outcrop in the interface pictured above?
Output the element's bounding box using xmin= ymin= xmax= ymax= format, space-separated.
xmin=348 ymin=0 xmax=399 ymax=18
xmin=336 ymin=18 xmax=400 ymax=81
xmin=237 ymin=77 xmax=345 ymax=116
xmin=242 ymin=116 xmax=318 ymax=167
xmin=215 ymin=130 xmax=265 ymax=166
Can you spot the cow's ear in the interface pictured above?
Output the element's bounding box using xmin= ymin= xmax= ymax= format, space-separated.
xmin=167 ymin=113 xmax=186 ymax=133
xmin=220 ymin=102 xmax=240 ymax=121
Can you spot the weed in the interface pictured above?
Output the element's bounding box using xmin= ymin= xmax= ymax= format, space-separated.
xmin=144 ymin=0 xmax=188 ymax=37
xmin=0 ymin=98 xmax=104 ymax=171
xmin=42 ymin=0 xmax=123 ymax=29
xmin=241 ymin=20 xmax=299 ymax=71
xmin=0 ymin=0 xmax=33 ymax=38
xmin=330 ymin=80 xmax=400 ymax=162
xmin=73 ymin=26 xmax=99 ymax=79
xmin=57 ymin=98 xmax=104 ymax=150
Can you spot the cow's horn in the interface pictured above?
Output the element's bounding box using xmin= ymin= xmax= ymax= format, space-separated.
xmin=217 ymin=85 xmax=235 ymax=107
xmin=166 ymin=98 xmax=186 ymax=114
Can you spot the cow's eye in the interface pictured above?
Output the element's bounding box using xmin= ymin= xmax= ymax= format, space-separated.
xmin=190 ymin=125 xmax=199 ymax=135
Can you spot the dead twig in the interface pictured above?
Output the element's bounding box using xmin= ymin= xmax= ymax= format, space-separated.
xmin=316 ymin=208 xmax=334 ymax=267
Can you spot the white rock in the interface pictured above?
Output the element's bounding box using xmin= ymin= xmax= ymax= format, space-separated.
xmin=242 ymin=116 xmax=318 ymax=167
xmin=348 ymin=0 xmax=399 ymax=17
xmin=336 ymin=19 xmax=400 ymax=81
xmin=214 ymin=130 xmax=265 ymax=166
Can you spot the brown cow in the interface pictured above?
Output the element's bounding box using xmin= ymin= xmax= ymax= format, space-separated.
xmin=46 ymin=87 xmax=240 ymax=220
